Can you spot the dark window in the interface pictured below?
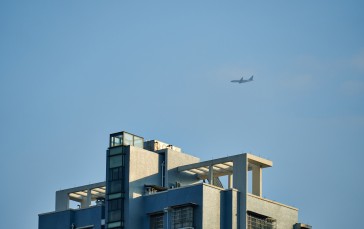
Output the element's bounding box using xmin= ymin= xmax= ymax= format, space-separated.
xmin=109 ymin=155 xmax=123 ymax=168
xmin=109 ymin=198 xmax=122 ymax=211
xmin=109 ymin=180 xmax=122 ymax=193
xmin=109 ymin=210 xmax=122 ymax=222
xmin=150 ymin=214 xmax=164 ymax=229
xmin=171 ymin=206 xmax=193 ymax=229
xmin=109 ymin=167 xmax=124 ymax=181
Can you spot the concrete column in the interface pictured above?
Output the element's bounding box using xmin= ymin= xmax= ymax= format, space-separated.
xmin=233 ymin=154 xmax=248 ymax=229
xmin=228 ymin=175 xmax=233 ymax=189
xmin=252 ymin=165 xmax=262 ymax=197
xmin=86 ymin=189 xmax=92 ymax=206
xmin=81 ymin=189 xmax=92 ymax=208
xmin=208 ymin=165 xmax=214 ymax=185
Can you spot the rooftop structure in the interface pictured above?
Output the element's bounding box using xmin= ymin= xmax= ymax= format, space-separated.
xmin=39 ymin=131 xmax=311 ymax=229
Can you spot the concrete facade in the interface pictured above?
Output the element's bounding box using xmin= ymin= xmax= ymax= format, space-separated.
xmin=247 ymin=194 xmax=298 ymax=229
xmin=38 ymin=131 xmax=311 ymax=229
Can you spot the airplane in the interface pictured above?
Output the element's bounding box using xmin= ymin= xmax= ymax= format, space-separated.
xmin=231 ymin=75 xmax=254 ymax=83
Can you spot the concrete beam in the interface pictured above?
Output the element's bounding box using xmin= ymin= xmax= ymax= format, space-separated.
xmin=55 ymin=181 xmax=105 ymax=211
xmin=246 ymin=154 xmax=272 ymax=168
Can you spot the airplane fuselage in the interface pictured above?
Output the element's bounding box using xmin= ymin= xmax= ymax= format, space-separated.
xmin=231 ymin=75 xmax=254 ymax=83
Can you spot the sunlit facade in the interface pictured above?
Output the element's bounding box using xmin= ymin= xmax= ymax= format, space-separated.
xmin=38 ymin=131 xmax=311 ymax=229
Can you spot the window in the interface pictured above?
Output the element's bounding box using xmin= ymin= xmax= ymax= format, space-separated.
xmin=247 ymin=212 xmax=276 ymax=229
xmin=109 ymin=210 xmax=122 ymax=222
xmin=109 ymin=181 xmax=122 ymax=193
xmin=108 ymin=193 xmax=123 ymax=199
xmin=123 ymin=133 xmax=133 ymax=146
xmin=108 ymin=198 xmax=122 ymax=211
xmin=109 ymin=147 xmax=123 ymax=156
xmin=150 ymin=214 xmax=164 ymax=229
xmin=172 ymin=206 xmax=193 ymax=229
xmin=110 ymin=132 xmax=144 ymax=148
xmin=134 ymin=136 xmax=144 ymax=148
xmin=107 ymin=221 xmax=122 ymax=228
xmin=111 ymin=135 xmax=122 ymax=147
xmin=109 ymin=167 xmax=123 ymax=181
xmin=109 ymin=155 xmax=123 ymax=168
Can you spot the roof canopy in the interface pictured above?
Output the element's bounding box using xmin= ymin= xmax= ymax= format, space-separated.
xmin=177 ymin=153 xmax=272 ymax=180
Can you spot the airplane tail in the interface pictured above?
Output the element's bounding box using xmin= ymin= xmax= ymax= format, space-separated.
xmin=249 ymin=75 xmax=254 ymax=81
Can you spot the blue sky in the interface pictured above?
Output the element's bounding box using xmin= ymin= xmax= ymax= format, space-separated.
xmin=1 ymin=0 xmax=364 ymax=228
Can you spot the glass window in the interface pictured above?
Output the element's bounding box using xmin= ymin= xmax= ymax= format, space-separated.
xmin=111 ymin=135 xmax=122 ymax=147
xmin=107 ymin=221 xmax=122 ymax=228
xmin=109 ymin=210 xmax=122 ymax=222
xmin=109 ymin=167 xmax=123 ymax=181
xmin=247 ymin=213 xmax=276 ymax=229
xmin=150 ymin=214 xmax=164 ymax=229
xmin=172 ymin=206 xmax=193 ymax=229
xmin=134 ymin=136 xmax=144 ymax=148
xmin=109 ymin=180 xmax=122 ymax=193
xmin=109 ymin=155 xmax=123 ymax=168
xmin=109 ymin=198 xmax=122 ymax=211
xmin=109 ymin=147 xmax=123 ymax=156
xmin=108 ymin=193 xmax=123 ymax=200
xmin=123 ymin=133 xmax=133 ymax=146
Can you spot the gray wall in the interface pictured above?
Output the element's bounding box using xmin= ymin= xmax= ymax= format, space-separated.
xmin=126 ymin=146 xmax=161 ymax=229
xmin=202 ymin=184 xmax=223 ymax=229
xmin=247 ymin=194 xmax=298 ymax=229
xmin=164 ymin=149 xmax=200 ymax=187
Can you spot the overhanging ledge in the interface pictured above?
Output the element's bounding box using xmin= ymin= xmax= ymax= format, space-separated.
xmin=177 ymin=153 xmax=272 ymax=177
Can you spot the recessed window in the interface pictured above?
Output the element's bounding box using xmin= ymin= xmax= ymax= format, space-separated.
xmin=150 ymin=213 xmax=164 ymax=229
xmin=172 ymin=206 xmax=193 ymax=229
xmin=247 ymin=211 xmax=276 ymax=229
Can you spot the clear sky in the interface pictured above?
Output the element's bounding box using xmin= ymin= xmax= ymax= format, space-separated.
xmin=1 ymin=0 xmax=363 ymax=228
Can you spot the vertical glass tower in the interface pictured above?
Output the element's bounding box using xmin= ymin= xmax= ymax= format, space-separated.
xmin=106 ymin=132 xmax=144 ymax=229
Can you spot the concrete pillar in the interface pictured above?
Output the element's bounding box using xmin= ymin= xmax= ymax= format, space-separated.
xmin=233 ymin=154 xmax=248 ymax=229
xmin=81 ymin=189 xmax=92 ymax=208
xmin=252 ymin=165 xmax=262 ymax=197
xmin=208 ymin=165 xmax=214 ymax=185
xmin=228 ymin=175 xmax=233 ymax=189
xmin=86 ymin=189 xmax=92 ymax=206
